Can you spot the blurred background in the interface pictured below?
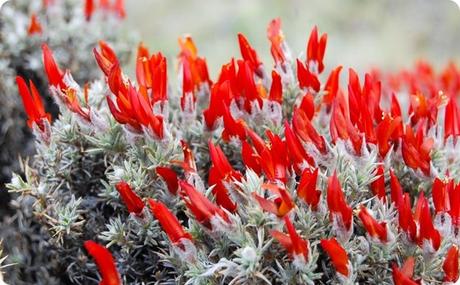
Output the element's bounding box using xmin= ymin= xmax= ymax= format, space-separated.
xmin=123 ymin=0 xmax=460 ymax=76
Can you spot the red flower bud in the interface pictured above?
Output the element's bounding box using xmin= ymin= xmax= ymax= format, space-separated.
xmin=94 ymin=41 xmax=119 ymax=77
xmin=27 ymin=13 xmax=42 ymax=35
xmin=297 ymin=167 xmax=321 ymax=210
xmin=392 ymin=257 xmax=420 ymax=285
xmin=237 ymin=33 xmax=262 ymax=71
xmin=269 ymin=70 xmax=283 ymax=104
xmin=84 ymin=241 xmax=121 ymax=285
xmin=306 ymin=25 xmax=327 ymax=74
xmin=271 ymin=216 xmax=309 ymax=262
xmin=443 ymin=245 xmax=459 ymax=283
xmin=370 ymin=165 xmax=386 ymax=201
xmin=320 ymin=238 xmax=349 ymax=277
xmin=16 ymin=76 xmax=51 ymax=131
xmin=148 ymin=199 xmax=192 ymax=246
xmin=357 ymin=206 xmax=389 ymax=243
xmin=327 ymin=172 xmax=352 ymax=232
xmin=267 ymin=18 xmax=286 ymax=65
xmin=179 ymin=181 xmax=230 ymax=229
xmin=156 ymin=167 xmax=179 ymax=195
xmin=42 ymin=44 xmax=66 ymax=89
xmin=115 ymin=181 xmax=144 ymax=215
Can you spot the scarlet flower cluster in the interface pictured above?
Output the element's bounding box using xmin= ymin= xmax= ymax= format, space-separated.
xmin=26 ymin=0 xmax=126 ymax=37
xmin=15 ymin=17 xmax=460 ymax=284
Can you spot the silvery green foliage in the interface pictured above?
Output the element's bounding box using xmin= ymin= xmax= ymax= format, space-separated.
xmin=0 ymin=0 xmax=134 ymax=283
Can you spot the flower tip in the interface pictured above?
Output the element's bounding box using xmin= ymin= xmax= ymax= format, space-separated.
xmin=84 ymin=240 xmax=121 ymax=285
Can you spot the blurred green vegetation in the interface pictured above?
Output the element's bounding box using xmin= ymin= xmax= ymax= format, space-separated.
xmin=124 ymin=0 xmax=460 ymax=76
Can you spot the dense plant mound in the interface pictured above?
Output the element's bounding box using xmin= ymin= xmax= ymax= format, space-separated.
xmin=0 ymin=1 xmax=132 ymax=283
xmin=5 ymin=18 xmax=460 ymax=284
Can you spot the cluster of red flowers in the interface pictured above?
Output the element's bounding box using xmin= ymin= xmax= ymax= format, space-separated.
xmin=16 ymin=17 xmax=460 ymax=284
xmin=26 ymin=0 xmax=126 ymax=36
xmin=85 ymin=0 xmax=125 ymax=21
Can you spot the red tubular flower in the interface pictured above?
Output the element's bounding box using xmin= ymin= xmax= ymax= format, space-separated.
xmin=148 ymin=199 xmax=192 ymax=246
xmin=323 ymin=66 xmax=343 ymax=105
xmin=246 ymin=127 xmax=267 ymax=154
xmin=259 ymin=131 xmax=288 ymax=183
xmin=27 ymin=13 xmax=42 ymax=35
xmin=135 ymin=44 xmax=168 ymax=105
xmin=445 ymin=97 xmax=460 ymax=142
xmin=390 ymin=170 xmax=404 ymax=207
xmin=362 ymin=73 xmax=383 ymax=124
xmin=180 ymin=61 xmax=195 ymax=112
xmin=267 ymin=18 xmax=286 ymax=65
xmin=42 ymin=44 xmax=66 ymax=89
xmin=292 ymin=108 xmax=327 ymax=154
xmin=306 ymin=25 xmax=327 ymax=74
xmin=443 ymin=245 xmax=459 ymax=283
xmin=237 ymin=33 xmax=262 ymax=73
xmin=203 ymin=81 xmax=233 ymax=130
xmin=222 ymin=107 xmax=246 ymax=142
xmin=271 ymin=216 xmax=309 ymax=262
xmin=329 ymin=95 xmax=363 ymax=154
xmin=241 ymin=140 xmax=262 ymax=174
xmin=115 ymin=181 xmax=144 ymax=215
xmin=150 ymin=53 xmax=168 ymax=103
xmin=357 ymin=206 xmax=388 ymax=243
xmin=299 ymin=92 xmax=315 ymax=120
xmin=136 ymin=43 xmax=153 ymax=88
xmin=297 ymin=168 xmax=321 ymax=210
xmin=178 ymin=36 xmax=211 ymax=93
xmin=392 ymin=257 xmax=420 ymax=285
xmin=370 ymin=165 xmax=386 ymax=201
xmin=391 ymin=93 xmax=403 ymax=118
xmin=84 ymin=0 xmax=95 ymax=21
xmin=84 ymin=241 xmax=121 ymax=285
xmin=106 ymin=63 xmax=127 ymax=96
xmin=320 ymin=238 xmax=349 ymax=277
xmin=155 ymin=167 xmax=179 ymax=195
xmin=16 ymin=76 xmax=51 ymax=130
xmin=94 ymin=41 xmax=119 ymax=77
xmin=297 ymin=59 xmax=320 ymax=92
xmin=401 ymin=124 xmax=433 ymax=175
xmin=376 ymin=114 xmax=403 ymax=158
xmin=208 ymin=141 xmax=242 ymax=212
xmin=347 ymin=69 xmax=361 ymax=125
xmin=432 ymin=177 xmax=450 ymax=214
xmin=208 ymin=141 xmax=242 ymax=183
xmin=326 ymin=171 xmax=353 ymax=232
xmin=235 ymin=59 xmax=263 ymax=112
xmin=107 ymin=84 xmax=164 ymax=139
xmin=113 ymin=0 xmax=126 ymax=18
xmin=175 ymin=140 xmax=197 ymax=174
xmin=449 ymin=182 xmax=460 ymax=226
xmin=269 ymin=70 xmax=282 ymax=104
xmin=179 ymin=180 xmax=230 ymax=229
xmin=417 ymin=194 xmax=441 ymax=251
xmin=284 ymin=120 xmax=314 ymax=173
xmin=253 ymin=183 xmax=294 ymax=217
xmin=409 ymin=92 xmax=431 ymax=125
xmin=397 ymin=193 xmax=417 ymax=242
xmin=41 ymin=46 xmax=92 ymax=122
